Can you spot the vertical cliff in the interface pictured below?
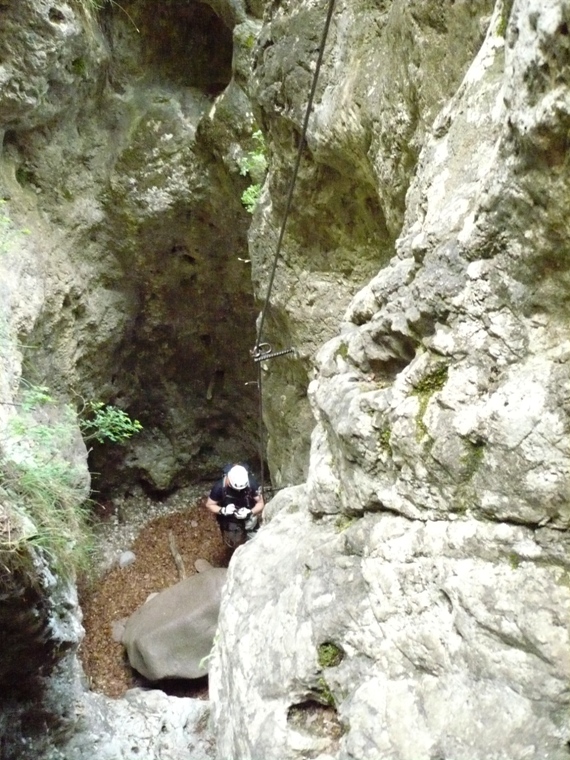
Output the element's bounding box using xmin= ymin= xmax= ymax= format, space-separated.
xmin=0 ymin=0 xmax=257 ymax=756
xmin=212 ymin=1 xmax=570 ymax=758
xmin=247 ymin=0 xmax=495 ymax=487
xmin=0 ymin=0 xmax=264 ymax=497
xmin=1 ymin=0 xmax=569 ymax=758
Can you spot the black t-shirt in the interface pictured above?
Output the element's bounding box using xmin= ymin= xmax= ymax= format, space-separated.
xmin=209 ymin=475 xmax=260 ymax=511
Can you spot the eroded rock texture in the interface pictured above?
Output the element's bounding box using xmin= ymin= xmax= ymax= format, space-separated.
xmin=0 ymin=559 xmax=85 ymax=760
xmin=1 ymin=0 xmax=570 ymax=758
xmin=248 ymin=0 xmax=495 ymax=486
xmin=0 ymin=0 xmax=255 ymax=757
xmin=212 ymin=1 xmax=570 ymax=758
xmin=0 ymin=0 xmax=262 ymax=494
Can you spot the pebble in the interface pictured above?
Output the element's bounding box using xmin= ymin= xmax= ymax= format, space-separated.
xmin=118 ymin=551 xmax=136 ymax=568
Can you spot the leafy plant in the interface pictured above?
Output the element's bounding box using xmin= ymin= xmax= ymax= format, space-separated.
xmin=19 ymin=386 xmax=143 ymax=445
xmin=315 ymin=676 xmax=336 ymax=707
xmin=241 ymin=183 xmax=263 ymax=214
xmin=79 ymin=400 xmax=143 ymax=443
xmin=0 ymin=385 xmax=142 ymax=584
xmin=238 ymin=130 xmax=267 ymax=179
xmin=238 ymin=129 xmax=267 ymax=214
xmin=20 ymin=384 xmax=52 ymax=410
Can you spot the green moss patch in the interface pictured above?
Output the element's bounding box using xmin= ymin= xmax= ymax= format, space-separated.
xmin=412 ymin=364 xmax=448 ymax=442
xmin=334 ymin=514 xmax=358 ymax=532
xmin=318 ymin=642 xmax=344 ymax=668
xmin=461 ymin=439 xmax=486 ymax=481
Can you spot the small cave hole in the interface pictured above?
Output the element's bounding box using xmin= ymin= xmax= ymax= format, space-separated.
xmin=48 ymin=7 xmax=65 ymax=22
xmin=287 ymin=700 xmax=344 ymax=742
xmin=2 ymin=128 xmax=17 ymax=148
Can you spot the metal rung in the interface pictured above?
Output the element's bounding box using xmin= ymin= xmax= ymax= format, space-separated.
xmin=251 ymin=345 xmax=295 ymax=362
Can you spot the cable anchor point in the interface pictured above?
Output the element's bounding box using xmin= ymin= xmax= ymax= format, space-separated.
xmin=251 ymin=343 xmax=296 ymax=363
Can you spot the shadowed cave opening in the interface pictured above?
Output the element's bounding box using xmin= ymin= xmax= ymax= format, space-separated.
xmin=116 ymin=0 xmax=234 ymax=95
xmin=287 ymin=700 xmax=345 ymax=751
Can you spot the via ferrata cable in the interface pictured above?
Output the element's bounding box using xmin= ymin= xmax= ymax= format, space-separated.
xmin=253 ymin=0 xmax=337 ymax=355
xmin=251 ymin=0 xmax=337 ymax=496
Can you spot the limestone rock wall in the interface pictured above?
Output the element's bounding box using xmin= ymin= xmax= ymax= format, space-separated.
xmin=0 ymin=559 xmax=85 ymax=760
xmin=2 ymin=0 xmax=570 ymax=758
xmin=248 ymin=0 xmax=494 ymax=487
xmin=0 ymin=0 xmax=264 ymax=495
xmin=212 ymin=1 xmax=570 ymax=758
xmin=0 ymin=0 xmax=259 ymax=756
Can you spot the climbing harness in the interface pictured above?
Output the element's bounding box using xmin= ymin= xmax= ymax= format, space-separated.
xmin=248 ymin=0 xmax=337 ymax=495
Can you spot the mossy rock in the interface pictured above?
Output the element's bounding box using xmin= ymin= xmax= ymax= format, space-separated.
xmin=318 ymin=642 xmax=344 ymax=668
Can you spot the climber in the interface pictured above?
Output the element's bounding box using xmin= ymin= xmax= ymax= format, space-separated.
xmin=205 ymin=463 xmax=265 ymax=549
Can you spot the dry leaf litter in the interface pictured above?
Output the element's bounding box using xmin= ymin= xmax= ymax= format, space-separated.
xmin=78 ymin=484 xmax=231 ymax=700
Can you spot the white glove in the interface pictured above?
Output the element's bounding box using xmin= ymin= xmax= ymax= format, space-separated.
xmin=219 ymin=503 xmax=236 ymax=516
xmin=235 ymin=507 xmax=252 ymax=520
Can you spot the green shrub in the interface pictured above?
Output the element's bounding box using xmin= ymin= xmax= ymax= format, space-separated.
xmin=79 ymin=400 xmax=143 ymax=443
xmin=241 ymin=183 xmax=262 ymax=214
xmin=238 ymin=129 xmax=267 ymax=214
xmin=0 ymin=385 xmax=142 ymax=583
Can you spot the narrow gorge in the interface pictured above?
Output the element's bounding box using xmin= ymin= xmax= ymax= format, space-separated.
xmin=0 ymin=0 xmax=569 ymax=759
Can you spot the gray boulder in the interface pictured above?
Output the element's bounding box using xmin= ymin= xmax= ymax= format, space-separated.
xmin=122 ymin=562 xmax=227 ymax=681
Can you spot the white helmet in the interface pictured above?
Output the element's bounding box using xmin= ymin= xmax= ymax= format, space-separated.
xmin=227 ymin=465 xmax=249 ymax=490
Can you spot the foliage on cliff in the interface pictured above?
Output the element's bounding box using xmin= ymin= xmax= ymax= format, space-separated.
xmin=0 ymin=385 xmax=142 ymax=586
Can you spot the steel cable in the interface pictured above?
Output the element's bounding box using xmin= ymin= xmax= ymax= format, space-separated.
xmin=252 ymin=0 xmax=337 ymax=495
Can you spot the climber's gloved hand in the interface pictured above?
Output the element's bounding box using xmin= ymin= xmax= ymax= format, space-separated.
xmin=219 ymin=504 xmax=236 ymax=516
xmin=235 ymin=507 xmax=252 ymax=520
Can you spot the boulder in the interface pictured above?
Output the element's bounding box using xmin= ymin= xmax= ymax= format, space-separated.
xmin=122 ymin=563 xmax=227 ymax=681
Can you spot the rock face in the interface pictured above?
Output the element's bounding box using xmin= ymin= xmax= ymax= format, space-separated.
xmin=1 ymin=0 xmax=570 ymax=758
xmin=0 ymin=0 xmax=256 ymax=757
xmin=0 ymin=560 xmax=86 ymax=760
xmin=211 ymin=1 xmax=570 ymax=758
xmin=122 ymin=565 xmax=227 ymax=681
xmin=0 ymin=0 xmax=264 ymax=494
xmin=248 ymin=0 xmax=495 ymax=487
xmin=59 ymin=688 xmax=215 ymax=760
